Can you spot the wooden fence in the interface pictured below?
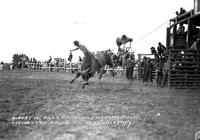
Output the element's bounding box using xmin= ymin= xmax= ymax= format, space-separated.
xmin=26 ymin=61 xmax=138 ymax=78
xmin=26 ymin=62 xmax=127 ymax=72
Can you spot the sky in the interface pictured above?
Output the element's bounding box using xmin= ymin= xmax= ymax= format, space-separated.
xmin=0 ymin=0 xmax=194 ymax=63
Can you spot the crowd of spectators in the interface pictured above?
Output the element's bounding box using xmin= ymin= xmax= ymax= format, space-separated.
xmin=140 ymin=42 xmax=169 ymax=87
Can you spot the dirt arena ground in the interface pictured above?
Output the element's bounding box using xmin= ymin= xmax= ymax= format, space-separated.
xmin=0 ymin=70 xmax=200 ymax=140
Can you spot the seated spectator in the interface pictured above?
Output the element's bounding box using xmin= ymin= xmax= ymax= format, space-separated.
xmin=151 ymin=47 xmax=157 ymax=54
xmin=191 ymin=38 xmax=200 ymax=50
xmin=175 ymin=11 xmax=179 ymax=16
xmin=177 ymin=23 xmax=185 ymax=35
xmin=175 ymin=7 xmax=186 ymax=16
xmin=179 ymin=7 xmax=186 ymax=15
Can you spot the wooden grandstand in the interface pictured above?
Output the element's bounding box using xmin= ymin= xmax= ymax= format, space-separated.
xmin=166 ymin=8 xmax=200 ymax=88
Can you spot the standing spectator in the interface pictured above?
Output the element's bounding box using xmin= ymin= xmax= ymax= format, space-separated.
xmin=156 ymin=59 xmax=164 ymax=86
xmin=143 ymin=58 xmax=154 ymax=86
xmin=33 ymin=57 xmax=37 ymax=63
xmin=48 ymin=56 xmax=52 ymax=64
xmin=46 ymin=56 xmax=52 ymax=68
xmin=125 ymin=57 xmax=135 ymax=80
xmin=161 ymin=58 xmax=170 ymax=87
xmin=49 ymin=56 xmax=52 ymax=62
xmin=157 ymin=42 xmax=166 ymax=58
xmin=141 ymin=56 xmax=147 ymax=83
xmin=0 ymin=61 xmax=4 ymax=70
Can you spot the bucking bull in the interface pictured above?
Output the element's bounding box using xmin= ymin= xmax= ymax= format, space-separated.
xmin=69 ymin=40 xmax=115 ymax=88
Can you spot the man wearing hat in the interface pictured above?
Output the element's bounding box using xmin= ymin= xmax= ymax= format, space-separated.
xmin=157 ymin=42 xmax=166 ymax=58
xmin=70 ymin=40 xmax=94 ymax=73
xmin=151 ymin=47 xmax=159 ymax=60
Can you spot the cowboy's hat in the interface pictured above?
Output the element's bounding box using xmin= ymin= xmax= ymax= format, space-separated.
xmin=73 ymin=40 xmax=79 ymax=46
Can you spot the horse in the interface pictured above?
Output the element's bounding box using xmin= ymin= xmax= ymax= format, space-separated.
xmin=69 ymin=40 xmax=115 ymax=88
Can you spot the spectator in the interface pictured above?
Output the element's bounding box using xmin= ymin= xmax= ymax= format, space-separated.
xmin=151 ymin=47 xmax=157 ymax=54
xmin=161 ymin=58 xmax=170 ymax=87
xmin=179 ymin=7 xmax=186 ymax=15
xmin=106 ymin=49 xmax=112 ymax=54
xmin=129 ymin=52 xmax=135 ymax=60
xmin=141 ymin=56 xmax=147 ymax=83
xmin=125 ymin=57 xmax=135 ymax=80
xmin=151 ymin=47 xmax=159 ymax=59
xmin=175 ymin=11 xmax=179 ymax=16
xmin=143 ymin=58 xmax=154 ymax=86
xmin=33 ymin=57 xmax=37 ymax=63
xmin=155 ymin=59 xmax=164 ymax=86
xmin=0 ymin=61 xmax=4 ymax=70
xmin=191 ymin=38 xmax=200 ymax=50
xmin=157 ymin=42 xmax=166 ymax=58
xmin=190 ymin=25 xmax=200 ymax=43
xmin=177 ymin=23 xmax=185 ymax=35
xmin=48 ymin=56 xmax=52 ymax=63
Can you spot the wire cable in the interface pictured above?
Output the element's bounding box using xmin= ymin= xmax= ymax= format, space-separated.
xmin=132 ymin=20 xmax=169 ymax=44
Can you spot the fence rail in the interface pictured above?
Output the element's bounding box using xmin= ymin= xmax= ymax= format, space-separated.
xmin=26 ymin=62 xmax=126 ymax=72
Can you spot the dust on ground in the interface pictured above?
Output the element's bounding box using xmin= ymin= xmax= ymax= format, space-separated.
xmin=0 ymin=70 xmax=200 ymax=140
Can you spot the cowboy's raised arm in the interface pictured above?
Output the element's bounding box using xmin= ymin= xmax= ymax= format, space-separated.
xmin=70 ymin=47 xmax=79 ymax=52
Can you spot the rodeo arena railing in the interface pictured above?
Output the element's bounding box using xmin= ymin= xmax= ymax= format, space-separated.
xmin=25 ymin=60 xmax=139 ymax=79
xmin=26 ymin=61 xmax=81 ymax=72
xmin=26 ymin=61 xmax=127 ymax=72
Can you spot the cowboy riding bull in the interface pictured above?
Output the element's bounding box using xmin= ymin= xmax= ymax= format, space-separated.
xmin=69 ymin=40 xmax=115 ymax=88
